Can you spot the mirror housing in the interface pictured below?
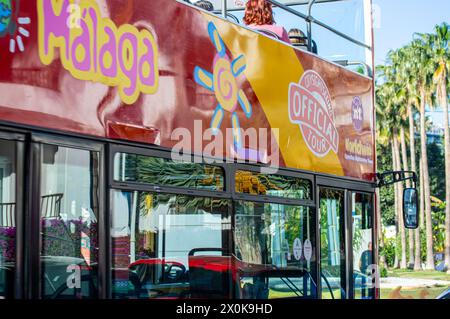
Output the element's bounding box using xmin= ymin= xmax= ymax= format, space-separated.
xmin=403 ymin=188 xmax=419 ymax=229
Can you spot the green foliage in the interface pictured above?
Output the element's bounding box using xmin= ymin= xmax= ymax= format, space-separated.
xmin=380 ymin=236 xmax=396 ymax=268
xmin=395 ymin=234 xmax=402 ymax=261
xmin=427 ymin=141 xmax=445 ymax=201
xmin=420 ymin=228 xmax=427 ymax=262
xmin=376 ymin=143 xmax=395 ymax=226
xmin=431 ymin=201 xmax=446 ymax=253
xmin=380 ymin=266 xmax=388 ymax=278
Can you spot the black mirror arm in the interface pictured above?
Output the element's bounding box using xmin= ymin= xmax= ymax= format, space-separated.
xmin=375 ymin=171 xmax=417 ymax=188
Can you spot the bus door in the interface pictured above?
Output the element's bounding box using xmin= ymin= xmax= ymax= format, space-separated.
xmin=0 ymin=130 xmax=25 ymax=299
xmin=318 ymin=181 xmax=375 ymax=300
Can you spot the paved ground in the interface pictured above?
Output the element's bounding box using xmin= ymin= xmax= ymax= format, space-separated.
xmin=380 ymin=277 xmax=450 ymax=288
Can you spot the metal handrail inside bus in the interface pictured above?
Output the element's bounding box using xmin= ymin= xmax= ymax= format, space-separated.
xmin=0 ymin=202 xmax=15 ymax=227
xmin=217 ymin=0 xmax=372 ymax=54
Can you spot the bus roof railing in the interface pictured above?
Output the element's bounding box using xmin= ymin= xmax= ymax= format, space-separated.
xmin=211 ymin=0 xmax=346 ymax=11
xmin=215 ymin=0 xmax=372 ymax=54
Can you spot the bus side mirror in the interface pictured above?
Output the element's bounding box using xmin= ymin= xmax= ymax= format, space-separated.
xmin=403 ymin=188 xmax=419 ymax=229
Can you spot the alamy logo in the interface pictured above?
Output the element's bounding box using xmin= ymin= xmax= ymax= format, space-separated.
xmin=288 ymin=70 xmax=339 ymax=157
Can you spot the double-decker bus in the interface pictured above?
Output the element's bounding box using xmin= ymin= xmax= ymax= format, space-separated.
xmin=0 ymin=0 xmax=416 ymax=300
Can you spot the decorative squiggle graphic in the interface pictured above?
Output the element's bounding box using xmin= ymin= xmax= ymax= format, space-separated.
xmin=0 ymin=0 xmax=31 ymax=53
xmin=194 ymin=22 xmax=252 ymax=151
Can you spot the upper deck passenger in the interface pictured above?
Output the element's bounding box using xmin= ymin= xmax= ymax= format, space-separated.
xmin=243 ymin=0 xmax=290 ymax=44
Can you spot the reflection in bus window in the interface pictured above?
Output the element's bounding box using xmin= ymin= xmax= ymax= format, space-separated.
xmin=234 ymin=201 xmax=316 ymax=299
xmin=320 ymin=188 xmax=345 ymax=299
xmin=352 ymin=192 xmax=374 ymax=299
xmin=235 ymin=171 xmax=312 ymax=200
xmin=0 ymin=140 xmax=16 ymax=299
xmin=111 ymin=191 xmax=230 ymax=299
xmin=40 ymin=145 xmax=99 ymax=299
xmin=114 ymin=153 xmax=225 ymax=191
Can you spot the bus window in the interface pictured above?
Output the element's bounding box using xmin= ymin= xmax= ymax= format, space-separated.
xmin=40 ymin=145 xmax=99 ymax=299
xmin=351 ymin=192 xmax=374 ymax=299
xmin=319 ymin=188 xmax=345 ymax=299
xmin=114 ymin=153 xmax=225 ymax=191
xmin=234 ymin=201 xmax=316 ymax=299
xmin=0 ymin=140 xmax=17 ymax=299
xmin=235 ymin=171 xmax=312 ymax=200
xmin=111 ymin=191 xmax=230 ymax=299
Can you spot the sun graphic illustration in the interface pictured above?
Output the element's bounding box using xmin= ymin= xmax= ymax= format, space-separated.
xmin=0 ymin=0 xmax=30 ymax=53
xmin=194 ymin=22 xmax=252 ymax=150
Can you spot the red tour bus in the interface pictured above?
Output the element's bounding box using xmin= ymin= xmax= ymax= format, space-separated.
xmin=0 ymin=0 xmax=416 ymax=300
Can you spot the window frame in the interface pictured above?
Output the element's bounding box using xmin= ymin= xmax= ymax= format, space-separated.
xmin=230 ymin=163 xmax=315 ymax=208
xmin=0 ymin=132 xmax=25 ymax=299
xmin=109 ymin=188 xmax=233 ymax=299
xmin=108 ymin=145 xmax=318 ymax=299
xmin=109 ymin=145 xmax=230 ymax=200
xmin=29 ymin=133 xmax=105 ymax=299
xmin=233 ymin=199 xmax=318 ymax=299
xmin=317 ymin=186 xmax=348 ymax=299
xmin=347 ymin=190 xmax=375 ymax=300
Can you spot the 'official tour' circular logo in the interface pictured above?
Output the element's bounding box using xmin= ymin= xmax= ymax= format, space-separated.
xmin=289 ymin=70 xmax=339 ymax=157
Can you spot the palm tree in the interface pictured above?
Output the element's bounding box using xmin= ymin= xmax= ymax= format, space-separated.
xmin=393 ymin=129 xmax=407 ymax=269
xmin=391 ymin=47 xmax=418 ymax=268
xmin=395 ymin=45 xmax=422 ymax=269
xmin=376 ymin=78 xmax=407 ymax=269
xmin=385 ymin=51 xmax=410 ymax=269
xmin=411 ymin=37 xmax=436 ymax=270
xmin=429 ymin=23 xmax=450 ymax=273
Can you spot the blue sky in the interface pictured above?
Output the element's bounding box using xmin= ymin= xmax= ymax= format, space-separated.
xmin=373 ymin=0 xmax=450 ymax=65
xmin=373 ymin=0 xmax=450 ymax=127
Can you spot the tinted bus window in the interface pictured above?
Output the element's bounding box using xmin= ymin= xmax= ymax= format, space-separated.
xmin=235 ymin=170 xmax=311 ymax=200
xmin=351 ymin=192 xmax=374 ymax=299
xmin=114 ymin=153 xmax=225 ymax=191
xmin=40 ymin=145 xmax=99 ymax=299
xmin=0 ymin=140 xmax=16 ymax=299
xmin=234 ymin=201 xmax=317 ymax=299
xmin=319 ymin=188 xmax=345 ymax=299
xmin=111 ymin=191 xmax=230 ymax=299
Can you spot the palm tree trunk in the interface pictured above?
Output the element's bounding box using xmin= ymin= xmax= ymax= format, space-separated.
xmin=392 ymin=141 xmax=400 ymax=269
xmin=400 ymin=127 xmax=414 ymax=268
xmin=394 ymin=130 xmax=407 ymax=269
xmin=420 ymin=89 xmax=435 ymax=270
xmin=420 ymin=159 xmax=425 ymax=229
xmin=409 ymin=104 xmax=422 ymax=270
xmin=438 ymin=78 xmax=450 ymax=273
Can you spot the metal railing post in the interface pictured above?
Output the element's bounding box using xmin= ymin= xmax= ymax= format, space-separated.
xmin=222 ymin=0 xmax=227 ymax=18
xmin=307 ymin=0 xmax=317 ymax=53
